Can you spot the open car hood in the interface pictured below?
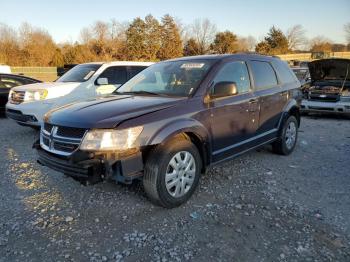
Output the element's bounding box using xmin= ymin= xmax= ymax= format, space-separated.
xmin=308 ymin=59 xmax=350 ymax=82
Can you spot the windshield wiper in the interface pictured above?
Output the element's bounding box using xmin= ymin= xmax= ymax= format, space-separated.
xmin=114 ymin=90 xmax=163 ymax=96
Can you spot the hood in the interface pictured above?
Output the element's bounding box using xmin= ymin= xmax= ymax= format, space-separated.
xmin=11 ymin=81 xmax=80 ymax=91
xmin=308 ymin=59 xmax=350 ymax=82
xmin=45 ymin=95 xmax=185 ymax=128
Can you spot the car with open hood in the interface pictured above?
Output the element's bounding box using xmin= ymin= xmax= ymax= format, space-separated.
xmin=6 ymin=61 xmax=153 ymax=127
xmin=301 ymin=58 xmax=350 ymax=115
xmin=34 ymin=54 xmax=302 ymax=208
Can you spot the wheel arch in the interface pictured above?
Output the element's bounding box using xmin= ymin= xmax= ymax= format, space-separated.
xmin=145 ymin=119 xmax=212 ymax=172
xmin=281 ymin=99 xmax=301 ymax=127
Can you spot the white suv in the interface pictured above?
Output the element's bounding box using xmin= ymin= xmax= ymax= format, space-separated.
xmin=6 ymin=61 xmax=153 ymax=127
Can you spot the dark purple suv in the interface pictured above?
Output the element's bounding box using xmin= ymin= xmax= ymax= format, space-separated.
xmin=35 ymin=54 xmax=302 ymax=208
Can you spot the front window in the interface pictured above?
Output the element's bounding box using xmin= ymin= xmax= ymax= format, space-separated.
xmin=116 ymin=60 xmax=215 ymax=97
xmin=56 ymin=64 xmax=101 ymax=83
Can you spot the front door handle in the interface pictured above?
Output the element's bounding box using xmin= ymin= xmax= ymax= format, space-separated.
xmin=249 ymin=98 xmax=258 ymax=104
xmin=280 ymin=91 xmax=288 ymax=96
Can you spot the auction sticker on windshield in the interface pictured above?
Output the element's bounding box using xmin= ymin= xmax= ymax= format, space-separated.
xmin=180 ymin=63 xmax=205 ymax=69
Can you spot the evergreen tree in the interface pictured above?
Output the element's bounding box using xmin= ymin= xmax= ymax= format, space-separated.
xmin=158 ymin=14 xmax=183 ymax=60
xmin=125 ymin=17 xmax=147 ymax=60
xmin=210 ymin=31 xmax=238 ymax=54
xmin=183 ymin=38 xmax=201 ymax=56
xmin=255 ymin=26 xmax=289 ymax=55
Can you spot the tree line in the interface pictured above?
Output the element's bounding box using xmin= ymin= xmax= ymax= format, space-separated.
xmin=0 ymin=16 xmax=349 ymax=67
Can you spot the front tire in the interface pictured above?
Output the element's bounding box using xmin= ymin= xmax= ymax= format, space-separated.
xmin=272 ymin=115 xmax=298 ymax=155
xmin=143 ymin=136 xmax=202 ymax=208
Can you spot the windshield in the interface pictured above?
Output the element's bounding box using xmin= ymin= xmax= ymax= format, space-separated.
xmin=56 ymin=64 xmax=101 ymax=83
xmin=116 ymin=60 xmax=215 ymax=97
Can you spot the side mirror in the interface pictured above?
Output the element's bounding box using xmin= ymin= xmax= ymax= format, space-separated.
xmin=96 ymin=77 xmax=108 ymax=85
xmin=211 ymin=81 xmax=238 ymax=98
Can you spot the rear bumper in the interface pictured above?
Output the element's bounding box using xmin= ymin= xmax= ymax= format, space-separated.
xmin=301 ymin=99 xmax=350 ymax=114
xmin=35 ymin=142 xmax=144 ymax=183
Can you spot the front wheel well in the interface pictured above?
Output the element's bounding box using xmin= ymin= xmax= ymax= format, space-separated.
xmin=184 ymin=132 xmax=208 ymax=173
xmin=142 ymin=132 xmax=209 ymax=174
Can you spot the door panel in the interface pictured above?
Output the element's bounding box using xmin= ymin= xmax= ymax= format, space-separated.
xmin=207 ymin=60 xmax=260 ymax=162
xmin=210 ymin=93 xmax=259 ymax=162
xmin=256 ymin=87 xmax=285 ymax=133
xmin=248 ymin=60 xmax=284 ymax=134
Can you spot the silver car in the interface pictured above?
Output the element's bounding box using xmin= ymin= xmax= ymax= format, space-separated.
xmin=301 ymin=58 xmax=350 ymax=115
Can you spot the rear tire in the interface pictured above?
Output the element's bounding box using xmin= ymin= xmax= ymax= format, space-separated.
xmin=143 ymin=136 xmax=202 ymax=208
xmin=272 ymin=115 xmax=298 ymax=155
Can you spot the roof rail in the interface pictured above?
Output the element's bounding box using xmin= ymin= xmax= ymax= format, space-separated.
xmin=236 ymin=52 xmax=280 ymax=59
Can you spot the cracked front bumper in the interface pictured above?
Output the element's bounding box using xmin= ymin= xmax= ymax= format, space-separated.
xmin=35 ymin=142 xmax=144 ymax=184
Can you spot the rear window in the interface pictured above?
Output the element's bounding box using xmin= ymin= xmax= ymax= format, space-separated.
xmin=250 ymin=61 xmax=278 ymax=90
xmin=272 ymin=60 xmax=297 ymax=84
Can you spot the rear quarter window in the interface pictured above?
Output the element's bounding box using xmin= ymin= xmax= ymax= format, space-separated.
xmin=250 ymin=61 xmax=278 ymax=90
xmin=272 ymin=60 xmax=297 ymax=84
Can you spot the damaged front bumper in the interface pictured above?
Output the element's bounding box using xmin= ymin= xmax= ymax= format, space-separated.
xmin=301 ymin=99 xmax=350 ymax=114
xmin=34 ymin=140 xmax=144 ymax=184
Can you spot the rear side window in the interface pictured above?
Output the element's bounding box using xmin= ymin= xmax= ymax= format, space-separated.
xmin=128 ymin=66 xmax=147 ymax=80
xmin=250 ymin=61 xmax=278 ymax=90
xmin=212 ymin=61 xmax=251 ymax=94
xmin=100 ymin=66 xmax=127 ymax=85
xmin=272 ymin=60 xmax=297 ymax=84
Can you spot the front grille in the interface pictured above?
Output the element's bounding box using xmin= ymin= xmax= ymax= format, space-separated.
xmin=40 ymin=124 xmax=87 ymax=156
xmin=10 ymin=91 xmax=25 ymax=104
xmin=308 ymin=106 xmax=334 ymax=111
xmin=309 ymin=93 xmax=339 ymax=103
xmin=56 ymin=126 xmax=86 ymax=139
xmin=44 ymin=123 xmax=53 ymax=133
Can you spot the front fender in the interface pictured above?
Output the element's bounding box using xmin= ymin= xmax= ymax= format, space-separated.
xmin=147 ymin=118 xmax=210 ymax=146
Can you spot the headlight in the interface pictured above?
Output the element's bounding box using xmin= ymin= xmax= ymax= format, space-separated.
xmin=8 ymin=90 xmax=13 ymax=100
xmin=24 ymin=90 xmax=48 ymax=101
xmin=80 ymin=126 xmax=143 ymax=151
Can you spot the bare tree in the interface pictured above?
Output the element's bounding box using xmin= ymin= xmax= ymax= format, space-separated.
xmin=236 ymin=35 xmax=256 ymax=52
xmin=286 ymin=24 xmax=307 ymax=50
xmin=309 ymin=36 xmax=333 ymax=52
xmin=93 ymin=21 xmax=109 ymax=42
xmin=345 ymin=23 xmax=350 ymax=43
xmin=189 ymin=18 xmax=217 ymax=54
xmin=110 ymin=19 xmax=129 ymax=41
xmin=79 ymin=27 xmax=92 ymax=44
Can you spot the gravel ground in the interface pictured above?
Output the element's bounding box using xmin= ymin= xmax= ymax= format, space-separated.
xmin=0 ymin=115 xmax=349 ymax=262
